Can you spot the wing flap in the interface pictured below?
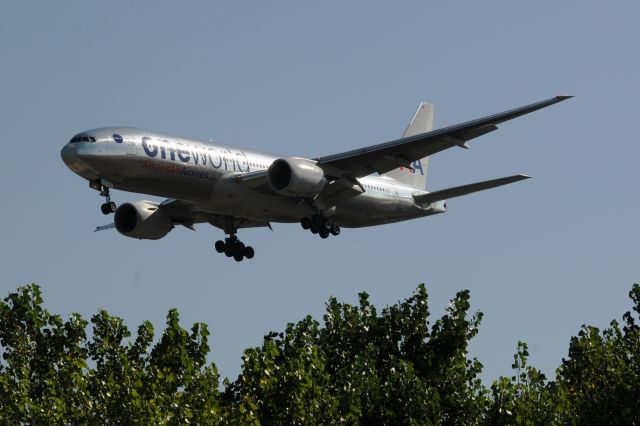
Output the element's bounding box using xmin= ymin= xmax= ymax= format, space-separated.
xmin=315 ymin=176 xmax=364 ymax=209
xmin=413 ymin=174 xmax=531 ymax=206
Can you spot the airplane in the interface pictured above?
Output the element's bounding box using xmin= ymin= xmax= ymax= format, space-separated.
xmin=61 ymin=96 xmax=571 ymax=261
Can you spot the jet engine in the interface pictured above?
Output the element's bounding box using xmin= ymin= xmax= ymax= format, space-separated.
xmin=267 ymin=157 xmax=327 ymax=198
xmin=114 ymin=201 xmax=173 ymax=240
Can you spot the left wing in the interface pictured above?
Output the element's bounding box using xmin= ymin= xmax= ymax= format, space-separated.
xmin=316 ymin=96 xmax=572 ymax=179
xmin=94 ymin=223 xmax=115 ymax=232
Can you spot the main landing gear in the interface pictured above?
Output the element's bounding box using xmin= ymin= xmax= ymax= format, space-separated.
xmin=213 ymin=217 xmax=255 ymax=262
xmin=215 ymin=234 xmax=255 ymax=262
xmin=300 ymin=214 xmax=340 ymax=239
xmin=99 ymin=186 xmax=116 ymax=215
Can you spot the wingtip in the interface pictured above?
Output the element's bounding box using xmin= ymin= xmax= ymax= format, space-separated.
xmin=519 ymin=174 xmax=532 ymax=179
xmin=555 ymin=95 xmax=574 ymax=101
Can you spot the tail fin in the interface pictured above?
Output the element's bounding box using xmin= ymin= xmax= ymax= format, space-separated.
xmin=383 ymin=102 xmax=434 ymax=190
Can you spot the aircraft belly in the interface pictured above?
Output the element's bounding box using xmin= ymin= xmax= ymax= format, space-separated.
xmin=333 ymin=193 xmax=423 ymax=228
xmin=205 ymin=176 xmax=314 ymax=222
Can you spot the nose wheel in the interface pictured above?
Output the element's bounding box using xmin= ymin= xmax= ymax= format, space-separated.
xmin=100 ymin=201 xmax=117 ymax=215
xmin=215 ymin=235 xmax=254 ymax=262
xmin=301 ymin=214 xmax=340 ymax=239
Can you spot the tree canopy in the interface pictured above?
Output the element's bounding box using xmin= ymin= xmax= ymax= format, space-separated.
xmin=1 ymin=283 xmax=638 ymax=425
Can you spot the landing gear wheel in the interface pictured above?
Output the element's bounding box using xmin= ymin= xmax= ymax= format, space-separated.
xmin=215 ymin=224 xmax=255 ymax=260
xmin=244 ymin=246 xmax=255 ymax=259
xmin=100 ymin=203 xmax=110 ymax=215
xmin=312 ymin=216 xmax=324 ymax=229
xmin=108 ymin=201 xmax=117 ymax=213
xmin=305 ymin=212 xmax=341 ymax=238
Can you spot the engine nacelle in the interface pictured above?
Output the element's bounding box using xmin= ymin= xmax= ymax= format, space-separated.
xmin=267 ymin=157 xmax=327 ymax=198
xmin=114 ymin=201 xmax=173 ymax=240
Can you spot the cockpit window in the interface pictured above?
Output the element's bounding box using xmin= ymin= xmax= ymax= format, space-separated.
xmin=70 ymin=136 xmax=96 ymax=143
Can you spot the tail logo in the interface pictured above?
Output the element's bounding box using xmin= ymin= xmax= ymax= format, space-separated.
xmin=399 ymin=160 xmax=424 ymax=175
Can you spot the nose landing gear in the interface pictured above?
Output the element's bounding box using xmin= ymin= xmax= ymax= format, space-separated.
xmin=94 ymin=183 xmax=116 ymax=215
xmin=301 ymin=214 xmax=340 ymax=239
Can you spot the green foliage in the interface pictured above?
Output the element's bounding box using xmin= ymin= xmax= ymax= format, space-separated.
xmin=486 ymin=341 xmax=558 ymax=425
xmin=0 ymin=284 xmax=220 ymax=425
xmin=224 ymin=285 xmax=487 ymax=424
xmin=552 ymin=284 xmax=640 ymax=425
xmin=1 ymin=282 xmax=640 ymax=425
xmin=223 ymin=316 xmax=336 ymax=424
xmin=0 ymin=284 xmax=89 ymax=424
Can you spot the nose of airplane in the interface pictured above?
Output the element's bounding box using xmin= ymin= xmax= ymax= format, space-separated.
xmin=60 ymin=143 xmax=77 ymax=168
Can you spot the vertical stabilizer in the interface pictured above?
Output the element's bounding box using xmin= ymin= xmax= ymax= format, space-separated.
xmin=384 ymin=102 xmax=434 ymax=190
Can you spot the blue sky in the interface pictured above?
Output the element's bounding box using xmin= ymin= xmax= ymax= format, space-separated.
xmin=1 ymin=2 xmax=638 ymax=383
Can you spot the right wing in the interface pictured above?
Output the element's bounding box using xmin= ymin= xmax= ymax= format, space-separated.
xmin=316 ymin=96 xmax=572 ymax=179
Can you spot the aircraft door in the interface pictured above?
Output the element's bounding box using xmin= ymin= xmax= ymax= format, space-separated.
xmin=124 ymin=136 xmax=137 ymax=155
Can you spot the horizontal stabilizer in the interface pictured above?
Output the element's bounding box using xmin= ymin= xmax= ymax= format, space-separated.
xmin=413 ymin=174 xmax=530 ymax=206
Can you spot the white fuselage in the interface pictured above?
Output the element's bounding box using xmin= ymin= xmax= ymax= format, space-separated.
xmin=61 ymin=127 xmax=445 ymax=228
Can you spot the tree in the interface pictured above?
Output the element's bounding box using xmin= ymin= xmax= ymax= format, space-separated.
xmin=0 ymin=284 xmax=222 ymax=425
xmin=224 ymin=285 xmax=487 ymax=425
xmin=552 ymin=284 xmax=640 ymax=425
xmin=0 ymin=284 xmax=89 ymax=424
xmin=2 ymin=282 xmax=640 ymax=425
xmin=486 ymin=341 xmax=558 ymax=425
xmin=222 ymin=316 xmax=337 ymax=425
